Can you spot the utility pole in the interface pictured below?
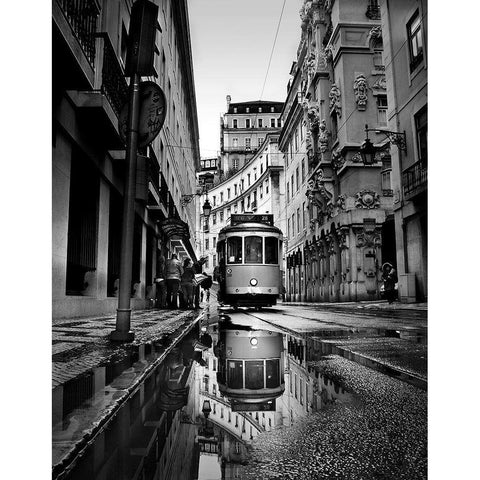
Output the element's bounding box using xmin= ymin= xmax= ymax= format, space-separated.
xmin=111 ymin=0 xmax=159 ymax=342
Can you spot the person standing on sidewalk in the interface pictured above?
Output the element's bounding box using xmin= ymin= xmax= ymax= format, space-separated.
xmin=192 ymin=256 xmax=207 ymax=309
xmin=166 ymin=254 xmax=183 ymax=309
xmin=155 ymin=255 xmax=167 ymax=309
xmin=382 ymin=262 xmax=398 ymax=304
xmin=181 ymin=258 xmax=195 ymax=309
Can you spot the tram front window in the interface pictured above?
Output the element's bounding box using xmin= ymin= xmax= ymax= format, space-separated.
xmin=227 ymin=361 xmax=243 ymax=389
xmin=265 ymin=237 xmax=278 ymax=264
xmin=266 ymin=359 xmax=280 ymax=388
xmin=245 ymin=236 xmax=263 ymax=264
xmin=245 ymin=361 xmax=264 ymax=389
xmin=227 ymin=237 xmax=242 ymax=264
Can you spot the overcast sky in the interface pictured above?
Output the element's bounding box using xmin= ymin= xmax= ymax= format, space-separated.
xmin=187 ymin=0 xmax=302 ymax=158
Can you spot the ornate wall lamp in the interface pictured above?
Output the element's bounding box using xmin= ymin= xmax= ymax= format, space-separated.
xmin=359 ymin=124 xmax=407 ymax=165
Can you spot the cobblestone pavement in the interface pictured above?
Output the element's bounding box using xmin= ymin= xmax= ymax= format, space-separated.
xmin=52 ymin=308 xmax=202 ymax=389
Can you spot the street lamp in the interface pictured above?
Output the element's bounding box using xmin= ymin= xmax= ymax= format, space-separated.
xmin=359 ymin=124 xmax=407 ymax=165
xmin=202 ymin=199 xmax=212 ymax=217
xmin=202 ymin=399 xmax=212 ymax=418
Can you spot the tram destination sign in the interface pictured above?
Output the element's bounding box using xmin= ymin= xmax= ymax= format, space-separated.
xmin=231 ymin=400 xmax=276 ymax=412
xmin=231 ymin=214 xmax=274 ymax=226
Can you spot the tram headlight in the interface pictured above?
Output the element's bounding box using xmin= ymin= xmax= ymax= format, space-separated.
xmin=250 ymin=278 xmax=258 ymax=286
xmin=250 ymin=337 xmax=258 ymax=346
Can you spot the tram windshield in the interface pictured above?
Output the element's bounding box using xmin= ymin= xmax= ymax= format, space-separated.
xmin=245 ymin=236 xmax=263 ymax=264
xmin=265 ymin=237 xmax=279 ymax=264
xmin=227 ymin=237 xmax=242 ymax=263
xmin=245 ymin=361 xmax=264 ymax=389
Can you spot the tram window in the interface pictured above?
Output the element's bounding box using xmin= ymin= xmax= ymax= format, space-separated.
xmin=265 ymin=237 xmax=278 ymax=264
xmin=227 ymin=237 xmax=242 ymax=263
xmin=266 ymin=359 xmax=280 ymax=388
xmin=227 ymin=361 xmax=243 ymax=389
xmin=245 ymin=361 xmax=264 ymax=390
xmin=245 ymin=236 xmax=263 ymax=264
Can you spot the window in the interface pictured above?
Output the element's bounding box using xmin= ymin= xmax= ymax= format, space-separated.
xmin=260 ymin=185 xmax=263 ymax=198
xmin=245 ymin=236 xmax=263 ymax=263
xmin=381 ymin=169 xmax=392 ymax=192
xmin=265 ymin=237 xmax=278 ymax=264
xmin=233 ymin=107 xmax=237 ymax=113
xmin=227 ymin=360 xmax=243 ymax=388
xmin=233 ymin=119 xmax=238 ymax=128
xmin=247 ymin=173 xmax=251 ymax=185
xmin=227 ymin=237 xmax=242 ymax=263
xmin=260 ymin=163 xmax=263 ymax=174
xmin=227 ymin=207 xmax=231 ymax=218
xmin=234 ymin=184 xmax=237 ymax=195
xmin=213 ymin=196 xmax=216 ymax=206
xmin=220 ymin=210 xmax=224 ymax=222
xmin=258 ymin=119 xmax=263 ymax=128
xmin=291 ymin=175 xmax=294 ymax=193
xmin=294 ymin=129 xmax=299 ymax=151
xmin=120 ymin=23 xmax=128 ymax=65
xmin=212 ymin=213 xmax=217 ymax=225
xmin=301 ymin=159 xmax=305 ymax=182
xmin=213 ymin=237 xmax=216 ymax=248
xmin=407 ymin=10 xmax=424 ymax=72
xmin=233 ymin=138 xmax=238 ymax=148
xmin=220 ymin=192 xmax=224 ymax=203
xmin=234 ymin=203 xmax=238 ymax=213
xmin=287 ymin=182 xmax=290 ymax=202
xmin=245 ymin=138 xmax=251 ymax=150
xmin=415 ymin=106 xmax=427 ymax=164
xmin=271 ymin=118 xmax=276 ymax=128
xmin=287 ymin=218 xmax=291 ymax=237
xmin=297 ymin=208 xmax=300 ymax=233
xmin=303 ymin=202 xmax=306 ymax=229
xmin=227 ymin=188 xmax=231 ymax=199
xmin=245 ymin=119 xmax=251 ymax=128
xmin=245 ymin=361 xmax=264 ymax=389
xmin=232 ymin=158 xmax=239 ymax=169
xmin=205 ymin=238 xmax=209 ymax=250
xmin=331 ymin=111 xmax=338 ymax=143
xmin=258 ymin=137 xmax=264 ymax=146
xmin=296 ymin=167 xmax=299 ymax=191
xmin=373 ymin=50 xmax=384 ymax=70
xmin=246 ymin=107 xmax=250 ymax=113
xmin=265 ymin=179 xmax=269 ymax=194
xmin=377 ymin=95 xmax=388 ymax=125
xmin=291 ymin=214 xmax=295 ymax=236
xmin=241 ymin=179 xmax=245 ymax=190
xmin=277 ymin=119 xmax=282 ymax=128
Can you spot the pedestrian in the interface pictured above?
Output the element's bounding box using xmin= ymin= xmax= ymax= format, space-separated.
xmin=192 ymin=256 xmax=208 ymax=309
xmin=166 ymin=253 xmax=183 ymax=309
xmin=382 ymin=262 xmax=398 ymax=304
xmin=181 ymin=258 xmax=195 ymax=309
xmin=155 ymin=254 xmax=167 ymax=309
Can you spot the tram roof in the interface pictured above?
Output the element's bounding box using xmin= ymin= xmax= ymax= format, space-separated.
xmin=219 ymin=222 xmax=283 ymax=235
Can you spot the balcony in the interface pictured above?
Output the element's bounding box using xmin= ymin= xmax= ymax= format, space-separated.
xmin=53 ymin=0 xmax=101 ymax=88
xmin=402 ymin=160 xmax=427 ymax=200
xmin=66 ymin=33 xmax=128 ymax=148
xmin=221 ymin=146 xmax=259 ymax=154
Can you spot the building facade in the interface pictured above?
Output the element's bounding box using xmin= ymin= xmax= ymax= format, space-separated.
xmin=197 ymin=134 xmax=286 ymax=276
xmin=281 ymin=0 xmax=397 ymax=302
xmin=53 ymin=0 xmax=200 ymax=318
xmin=379 ymin=0 xmax=427 ymax=301
xmin=220 ymin=97 xmax=283 ymax=175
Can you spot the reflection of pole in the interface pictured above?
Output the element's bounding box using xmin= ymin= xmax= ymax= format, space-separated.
xmin=111 ymin=73 xmax=141 ymax=342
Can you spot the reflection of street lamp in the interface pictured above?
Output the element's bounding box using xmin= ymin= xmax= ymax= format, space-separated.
xmin=202 ymin=399 xmax=212 ymax=418
xmin=359 ymin=124 xmax=407 ymax=165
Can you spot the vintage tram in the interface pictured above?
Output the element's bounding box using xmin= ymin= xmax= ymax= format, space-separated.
xmin=215 ymin=321 xmax=285 ymax=411
xmin=216 ymin=214 xmax=283 ymax=308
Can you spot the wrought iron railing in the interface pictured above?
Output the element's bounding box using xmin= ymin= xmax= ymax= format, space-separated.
xmin=56 ymin=0 xmax=100 ymax=67
xmin=402 ymin=160 xmax=427 ymax=198
xmin=99 ymin=34 xmax=128 ymax=116
xmin=221 ymin=146 xmax=259 ymax=153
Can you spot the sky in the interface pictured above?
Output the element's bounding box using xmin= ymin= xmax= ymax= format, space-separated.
xmin=187 ymin=0 xmax=303 ymax=158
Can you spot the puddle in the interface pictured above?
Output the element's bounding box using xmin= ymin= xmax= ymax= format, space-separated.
xmin=54 ymin=311 xmax=356 ymax=480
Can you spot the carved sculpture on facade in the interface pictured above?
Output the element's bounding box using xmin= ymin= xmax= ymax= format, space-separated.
xmin=318 ymin=119 xmax=330 ymax=153
xmin=303 ymin=100 xmax=320 ymax=132
xmin=329 ymin=83 xmax=342 ymax=117
xmin=351 ymin=152 xmax=363 ymax=163
xmin=337 ymin=226 xmax=349 ymax=249
xmin=331 ymin=147 xmax=345 ymax=170
xmin=354 ymin=189 xmax=380 ymax=209
xmin=320 ymin=44 xmax=334 ymax=68
xmin=305 ymin=130 xmax=314 ymax=165
xmin=353 ymin=74 xmax=368 ymax=110
xmin=356 ymin=229 xmax=382 ymax=248
xmin=367 ymin=26 xmax=383 ymax=44
xmin=306 ymin=173 xmax=334 ymax=225
xmin=372 ymin=76 xmax=386 ymax=90
xmin=336 ymin=194 xmax=346 ymax=211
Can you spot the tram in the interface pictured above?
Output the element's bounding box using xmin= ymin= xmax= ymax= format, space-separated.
xmin=216 ymin=214 xmax=283 ymax=308
xmin=215 ymin=322 xmax=285 ymax=410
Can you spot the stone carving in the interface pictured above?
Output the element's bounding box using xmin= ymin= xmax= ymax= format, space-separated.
xmin=329 ymin=83 xmax=342 ymax=117
xmin=356 ymin=230 xmax=382 ymax=248
xmin=309 ymin=218 xmax=317 ymax=232
xmin=337 ymin=227 xmax=349 ymax=249
xmin=306 ymin=175 xmax=334 ymax=225
xmin=320 ymin=45 xmax=334 ymax=67
xmin=367 ymin=26 xmax=383 ymax=43
xmin=305 ymin=50 xmax=317 ymax=80
xmin=354 ymin=189 xmax=380 ymax=209
xmin=305 ymin=130 xmax=315 ymax=165
xmin=318 ymin=119 xmax=330 ymax=153
xmin=372 ymin=76 xmax=386 ymax=90
xmin=332 ymin=147 xmax=345 ymax=170
xmin=336 ymin=194 xmax=346 ymax=211
xmin=303 ymin=100 xmax=320 ymax=132
xmin=351 ymin=152 xmax=363 ymax=163
xmin=353 ymin=74 xmax=368 ymax=110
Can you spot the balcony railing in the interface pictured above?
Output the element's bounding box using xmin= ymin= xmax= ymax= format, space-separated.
xmin=98 ymin=34 xmax=128 ymax=116
xmin=402 ymin=160 xmax=427 ymax=199
xmin=221 ymin=146 xmax=259 ymax=153
xmin=56 ymin=0 xmax=100 ymax=67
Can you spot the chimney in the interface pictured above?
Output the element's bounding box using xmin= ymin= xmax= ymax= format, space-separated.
xmin=226 ymin=95 xmax=231 ymax=110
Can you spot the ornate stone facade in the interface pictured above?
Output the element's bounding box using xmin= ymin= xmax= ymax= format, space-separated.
xmin=332 ymin=147 xmax=345 ymax=170
xmin=329 ymin=83 xmax=342 ymax=117
xmin=318 ymin=119 xmax=330 ymax=153
xmin=354 ymin=189 xmax=380 ymax=209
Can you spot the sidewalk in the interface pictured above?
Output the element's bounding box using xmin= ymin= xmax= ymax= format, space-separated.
xmin=280 ymin=299 xmax=428 ymax=311
xmin=52 ymin=307 xmax=205 ymax=389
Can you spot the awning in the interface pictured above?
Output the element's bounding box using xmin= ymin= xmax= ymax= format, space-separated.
xmin=160 ymin=218 xmax=190 ymax=240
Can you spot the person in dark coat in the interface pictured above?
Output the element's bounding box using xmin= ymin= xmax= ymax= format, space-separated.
xmin=180 ymin=258 xmax=195 ymax=309
xmin=192 ymin=256 xmax=208 ymax=309
xmin=166 ymin=254 xmax=183 ymax=309
xmin=382 ymin=262 xmax=398 ymax=304
xmin=155 ymin=255 xmax=167 ymax=309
